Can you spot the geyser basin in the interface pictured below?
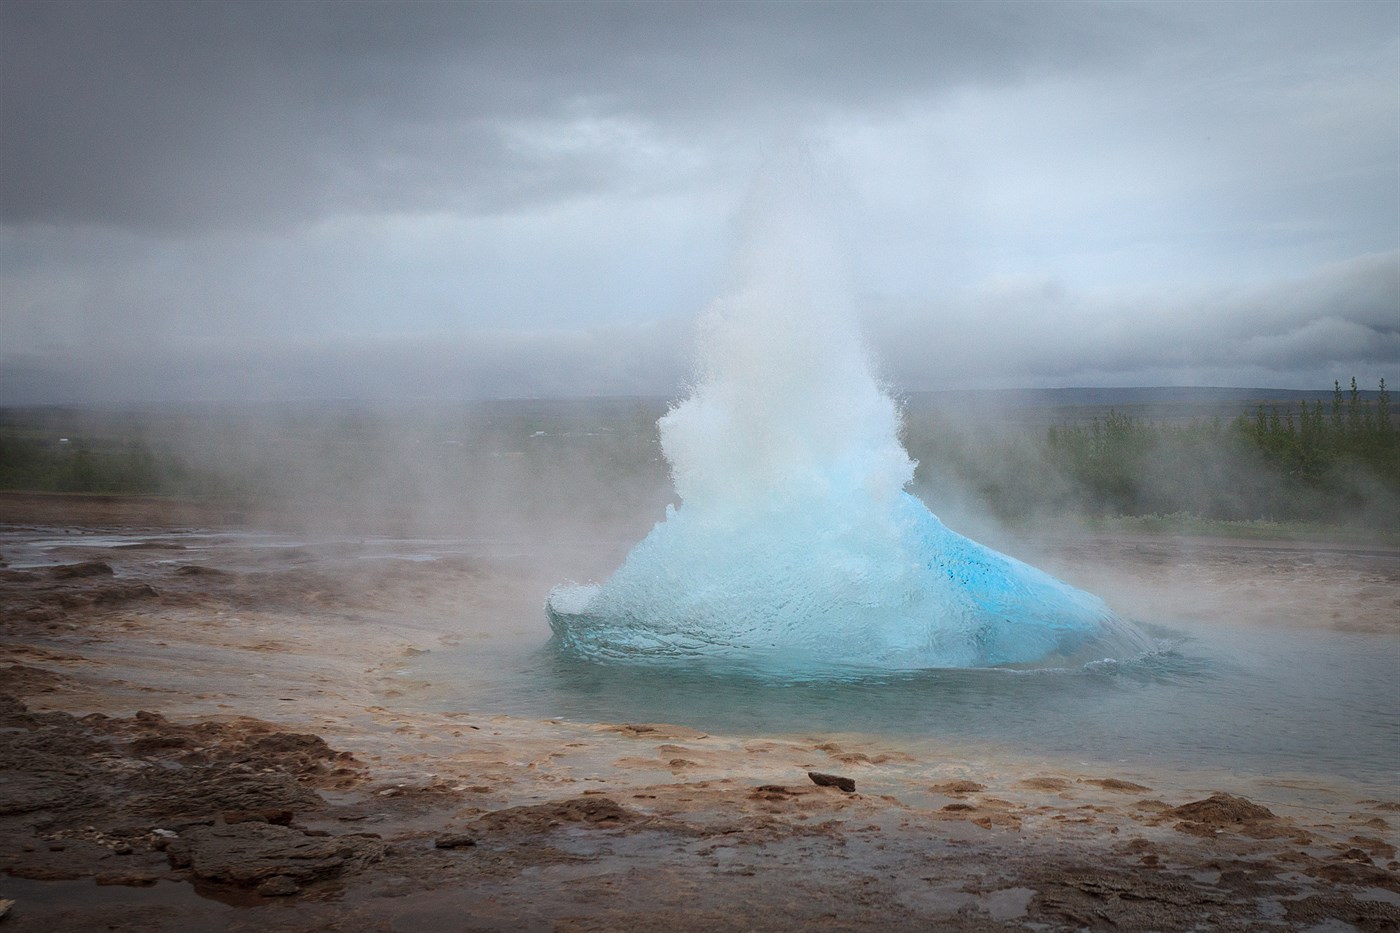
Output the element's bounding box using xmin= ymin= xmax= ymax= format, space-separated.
xmin=548 ymin=492 xmax=1152 ymax=671
xmin=547 ymin=157 xmax=1151 ymax=673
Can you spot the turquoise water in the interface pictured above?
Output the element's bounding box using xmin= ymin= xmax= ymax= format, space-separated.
xmin=545 ymin=171 xmax=1157 ymax=674
xmin=414 ymin=619 xmax=1400 ymax=789
xmin=549 ymin=494 xmax=1153 ymax=671
xmin=5 ymin=524 xmax=1391 ymax=790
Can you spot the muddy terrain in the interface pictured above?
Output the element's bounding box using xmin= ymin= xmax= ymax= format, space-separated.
xmin=0 ymin=493 xmax=1396 ymax=931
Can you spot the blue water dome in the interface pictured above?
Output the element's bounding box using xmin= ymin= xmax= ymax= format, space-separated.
xmin=547 ymin=159 xmax=1151 ymax=675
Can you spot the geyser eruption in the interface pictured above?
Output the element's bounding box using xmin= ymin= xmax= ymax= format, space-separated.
xmin=548 ymin=159 xmax=1150 ymax=673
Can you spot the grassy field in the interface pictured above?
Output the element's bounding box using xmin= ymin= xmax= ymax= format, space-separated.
xmin=900 ymin=380 xmax=1397 ymax=542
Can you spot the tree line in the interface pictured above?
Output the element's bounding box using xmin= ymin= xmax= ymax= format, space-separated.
xmin=1025 ymin=378 xmax=1396 ymax=527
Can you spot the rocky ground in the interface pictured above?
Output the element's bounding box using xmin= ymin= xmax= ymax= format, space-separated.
xmin=0 ymin=492 xmax=1397 ymax=931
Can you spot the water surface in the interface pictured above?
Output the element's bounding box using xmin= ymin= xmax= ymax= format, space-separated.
xmin=413 ymin=619 xmax=1399 ymax=791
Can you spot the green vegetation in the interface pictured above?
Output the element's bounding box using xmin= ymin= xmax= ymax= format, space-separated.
xmin=1076 ymin=514 xmax=1396 ymax=546
xmin=908 ymin=378 xmax=1398 ymax=541
xmin=0 ymin=431 xmax=221 ymax=498
xmin=1 ymin=384 xmax=1395 ymax=542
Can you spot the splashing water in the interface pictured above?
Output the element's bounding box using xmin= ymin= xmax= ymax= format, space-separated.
xmin=547 ymin=158 xmax=1151 ymax=673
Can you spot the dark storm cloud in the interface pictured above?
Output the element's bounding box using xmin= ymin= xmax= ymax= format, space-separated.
xmin=1 ymin=0 xmax=1168 ymax=230
xmin=1 ymin=0 xmax=1396 ymax=402
xmin=3 ymin=1 xmax=524 ymax=228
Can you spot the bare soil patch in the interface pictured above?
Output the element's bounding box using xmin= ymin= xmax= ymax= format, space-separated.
xmin=0 ymin=503 xmax=1396 ymax=930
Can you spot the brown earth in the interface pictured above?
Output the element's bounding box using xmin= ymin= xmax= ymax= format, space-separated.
xmin=0 ymin=495 xmax=1396 ymax=930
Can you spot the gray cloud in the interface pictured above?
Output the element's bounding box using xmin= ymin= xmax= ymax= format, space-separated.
xmin=6 ymin=248 xmax=1391 ymax=406
xmin=867 ymin=249 xmax=1400 ymax=389
xmin=0 ymin=0 xmax=1237 ymax=230
xmin=1 ymin=0 xmax=1396 ymax=402
xmin=0 ymin=319 xmax=694 ymax=406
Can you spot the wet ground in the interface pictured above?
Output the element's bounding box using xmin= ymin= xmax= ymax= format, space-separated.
xmin=0 ymin=492 xmax=1397 ymax=931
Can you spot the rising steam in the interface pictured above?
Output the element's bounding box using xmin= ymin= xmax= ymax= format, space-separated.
xmin=547 ymin=153 xmax=1151 ymax=673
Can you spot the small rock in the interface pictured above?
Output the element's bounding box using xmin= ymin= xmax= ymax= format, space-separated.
xmin=1019 ymin=777 xmax=1070 ymax=791
xmin=1167 ymin=792 xmax=1275 ymax=825
xmin=1335 ymin=847 xmax=1373 ymax=863
xmin=0 ymin=898 xmax=13 ymax=919
xmin=164 ymin=822 xmax=384 ymax=886
xmin=469 ymin=796 xmax=637 ymax=834
xmin=808 ymin=772 xmax=856 ymax=793
xmin=174 ymin=564 xmax=228 ymax=577
xmin=95 ymin=872 xmax=159 ymax=887
xmin=1086 ymin=778 xmax=1152 ymax=792
xmin=434 ymin=833 xmax=477 ymax=849
xmin=49 ymin=560 xmax=114 ymax=579
xmin=221 ymin=808 xmax=294 ymax=826
xmin=257 ymin=875 xmax=301 ymax=897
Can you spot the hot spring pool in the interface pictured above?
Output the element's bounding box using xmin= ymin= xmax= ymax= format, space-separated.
xmin=408 ymin=617 xmax=1400 ymax=792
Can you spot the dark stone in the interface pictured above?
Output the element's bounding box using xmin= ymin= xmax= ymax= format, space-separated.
xmin=175 ymin=564 xmax=228 ymax=577
xmin=221 ymin=808 xmax=294 ymax=825
xmin=434 ymin=832 xmax=477 ymax=849
xmin=256 ymin=875 xmax=302 ymax=897
xmin=49 ymin=561 xmax=114 ymax=579
xmin=808 ymin=772 xmax=856 ymax=793
xmin=165 ymin=822 xmax=384 ymax=886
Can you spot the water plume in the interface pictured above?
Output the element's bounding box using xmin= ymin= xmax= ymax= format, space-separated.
xmin=547 ymin=155 xmax=1150 ymax=673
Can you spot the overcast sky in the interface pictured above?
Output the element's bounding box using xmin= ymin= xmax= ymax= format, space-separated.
xmin=2 ymin=0 xmax=1396 ymax=404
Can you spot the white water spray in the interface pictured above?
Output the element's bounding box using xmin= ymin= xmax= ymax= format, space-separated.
xmin=548 ymin=155 xmax=1150 ymax=673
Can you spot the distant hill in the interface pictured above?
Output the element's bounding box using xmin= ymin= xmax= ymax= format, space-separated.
xmin=1 ymin=386 xmax=1384 ymax=431
xmin=900 ymin=386 xmax=1385 ymax=428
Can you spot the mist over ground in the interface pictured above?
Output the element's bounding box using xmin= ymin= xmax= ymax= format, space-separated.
xmin=3 ymin=11 xmax=1399 ymax=930
xmin=2 ymin=2 xmax=1396 ymax=541
xmin=3 ymin=384 xmax=1395 ymax=547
